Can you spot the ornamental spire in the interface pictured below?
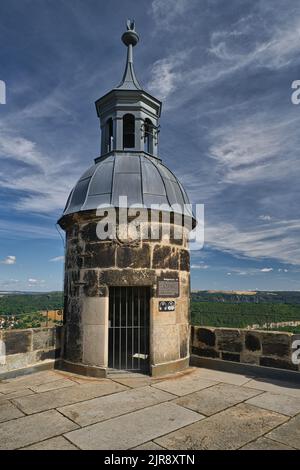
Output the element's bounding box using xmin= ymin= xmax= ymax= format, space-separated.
xmin=117 ymin=20 xmax=142 ymax=90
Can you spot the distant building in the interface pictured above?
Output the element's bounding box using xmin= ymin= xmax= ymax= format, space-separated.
xmin=58 ymin=21 xmax=195 ymax=377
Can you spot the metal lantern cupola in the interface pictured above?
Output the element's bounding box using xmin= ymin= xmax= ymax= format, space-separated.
xmin=58 ymin=21 xmax=195 ymax=378
xmin=96 ymin=20 xmax=161 ymax=158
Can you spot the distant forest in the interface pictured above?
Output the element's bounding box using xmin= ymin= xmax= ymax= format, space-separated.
xmin=191 ymin=290 xmax=300 ymax=304
xmin=0 ymin=292 xmax=63 ymax=316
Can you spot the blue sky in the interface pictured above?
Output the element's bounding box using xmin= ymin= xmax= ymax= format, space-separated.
xmin=0 ymin=0 xmax=300 ymax=292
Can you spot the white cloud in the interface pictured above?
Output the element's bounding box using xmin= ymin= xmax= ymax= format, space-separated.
xmin=0 ymin=219 xmax=58 ymax=240
xmin=259 ymin=215 xmax=272 ymax=221
xmin=148 ymin=12 xmax=300 ymax=108
xmin=147 ymin=54 xmax=186 ymax=101
xmin=205 ymin=220 xmax=300 ymax=265
xmin=0 ymin=132 xmax=43 ymax=167
xmin=191 ymin=264 xmax=209 ymax=270
xmin=261 ymin=267 xmax=273 ymax=272
xmin=27 ymin=278 xmax=45 ymax=287
xmin=0 ymin=130 xmax=78 ymax=214
xmin=49 ymin=256 xmax=64 ymax=262
xmin=209 ymin=114 xmax=300 ymax=184
xmin=151 ymin=0 xmax=192 ymax=31
xmin=0 ymin=255 xmax=16 ymax=265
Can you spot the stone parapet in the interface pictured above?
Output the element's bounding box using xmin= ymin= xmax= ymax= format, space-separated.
xmin=0 ymin=326 xmax=62 ymax=378
xmin=191 ymin=326 xmax=300 ymax=372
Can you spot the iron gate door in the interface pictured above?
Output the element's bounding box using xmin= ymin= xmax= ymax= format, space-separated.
xmin=108 ymin=286 xmax=150 ymax=372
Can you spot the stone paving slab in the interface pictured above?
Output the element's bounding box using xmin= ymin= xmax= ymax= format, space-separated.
xmin=29 ymin=379 xmax=76 ymax=393
xmin=0 ymin=371 xmax=59 ymax=394
xmin=0 ymin=388 xmax=34 ymax=402
xmin=65 ymin=402 xmax=203 ymax=450
xmin=152 ymin=373 xmax=218 ymax=396
xmin=192 ymin=368 xmax=254 ymax=386
xmin=111 ymin=376 xmax=153 ymax=388
xmin=241 ymin=437 xmax=295 ymax=450
xmin=267 ymin=414 xmax=300 ymax=449
xmin=175 ymin=384 xmax=263 ymax=416
xmin=246 ymin=391 xmax=300 ymax=417
xmin=13 ymin=381 xmax=127 ymax=414
xmin=155 ymin=403 xmax=288 ymax=450
xmin=23 ymin=436 xmax=78 ymax=450
xmin=0 ymin=409 xmax=78 ymax=450
xmin=246 ymin=378 xmax=300 ymax=398
xmin=3 ymin=370 xmax=58 ymax=384
xmin=133 ymin=441 xmax=165 ymax=450
xmin=59 ymin=385 xmax=175 ymax=426
xmin=0 ymin=401 xmax=24 ymax=423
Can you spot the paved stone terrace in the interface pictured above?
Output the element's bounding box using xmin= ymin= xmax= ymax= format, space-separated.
xmin=1 ymin=367 xmax=300 ymax=450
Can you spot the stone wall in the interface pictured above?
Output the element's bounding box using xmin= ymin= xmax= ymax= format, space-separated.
xmin=61 ymin=212 xmax=191 ymax=376
xmin=0 ymin=326 xmax=62 ymax=376
xmin=191 ymin=326 xmax=300 ymax=372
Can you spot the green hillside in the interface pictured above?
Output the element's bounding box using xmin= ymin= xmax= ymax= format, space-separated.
xmin=0 ymin=292 xmax=63 ymax=316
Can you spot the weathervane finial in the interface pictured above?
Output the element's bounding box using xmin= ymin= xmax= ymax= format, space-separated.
xmin=122 ymin=19 xmax=139 ymax=47
xmin=117 ymin=20 xmax=141 ymax=90
xmin=126 ymin=19 xmax=135 ymax=31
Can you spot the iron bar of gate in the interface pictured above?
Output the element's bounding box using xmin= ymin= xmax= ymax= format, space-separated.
xmin=113 ymin=287 xmax=116 ymax=369
xmin=138 ymin=287 xmax=141 ymax=370
xmin=119 ymin=286 xmax=122 ymax=369
xmin=131 ymin=286 xmax=134 ymax=370
xmin=144 ymin=287 xmax=146 ymax=366
xmin=125 ymin=287 xmax=128 ymax=370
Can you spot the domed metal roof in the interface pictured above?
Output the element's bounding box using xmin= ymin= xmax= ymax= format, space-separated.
xmin=61 ymin=154 xmax=193 ymax=219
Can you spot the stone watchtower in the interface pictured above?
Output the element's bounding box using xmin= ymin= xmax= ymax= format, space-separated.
xmin=58 ymin=21 xmax=195 ymax=377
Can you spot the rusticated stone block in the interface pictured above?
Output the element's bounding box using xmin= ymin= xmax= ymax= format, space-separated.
xmin=32 ymin=328 xmax=55 ymax=350
xmin=3 ymin=330 xmax=32 ymax=355
xmin=170 ymin=225 xmax=184 ymax=246
xmin=245 ymin=332 xmax=261 ymax=352
xmin=240 ymin=351 xmax=259 ymax=365
xmin=152 ymin=245 xmax=179 ymax=270
xmin=99 ymin=286 xmax=109 ymax=297
xmin=197 ymin=327 xmax=216 ymax=347
xmin=262 ymin=333 xmax=291 ymax=357
xmin=83 ymin=270 xmax=99 ymax=297
xmin=216 ymin=329 xmax=243 ymax=353
xmin=67 ymin=270 xmax=80 ymax=297
xmin=192 ymin=346 xmax=220 ymax=358
xmin=66 ymin=298 xmax=82 ymax=323
xmin=99 ymin=269 xmax=156 ymax=286
xmin=37 ymin=349 xmax=61 ymax=361
xmin=84 ymin=243 xmax=116 ymax=269
xmin=80 ymin=222 xmax=100 ymax=242
xmin=179 ymin=324 xmax=189 ymax=359
xmin=117 ymin=245 xmax=151 ymax=269
xmin=64 ymin=323 xmax=82 ymax=362
xmin=260 ymin=356 xmax=298 ymax=371
xmin=66 ymin=239 xmax=83 ymax=270
xmin=179 ymin=250 xmax=190 ymax=271
xmin=222 ymin=352 xmax=240 ymax=362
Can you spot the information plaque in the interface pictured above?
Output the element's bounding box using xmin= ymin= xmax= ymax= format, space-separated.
xmin=157 ymin=278 xmax=179 ymax=298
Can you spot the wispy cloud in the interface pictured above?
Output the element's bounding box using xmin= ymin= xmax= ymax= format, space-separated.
xmin=205 ymin=220 xmax=300 ymax=265
xmin=0 ymin=255 xmax=16 ymax=265
xmin=49 ymin=256 xmax=64 ymax=262
xmin=150 ymin=0 xmax=193 ymax=31
xmin=208 ymin=114 xmax=300 ymax=184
